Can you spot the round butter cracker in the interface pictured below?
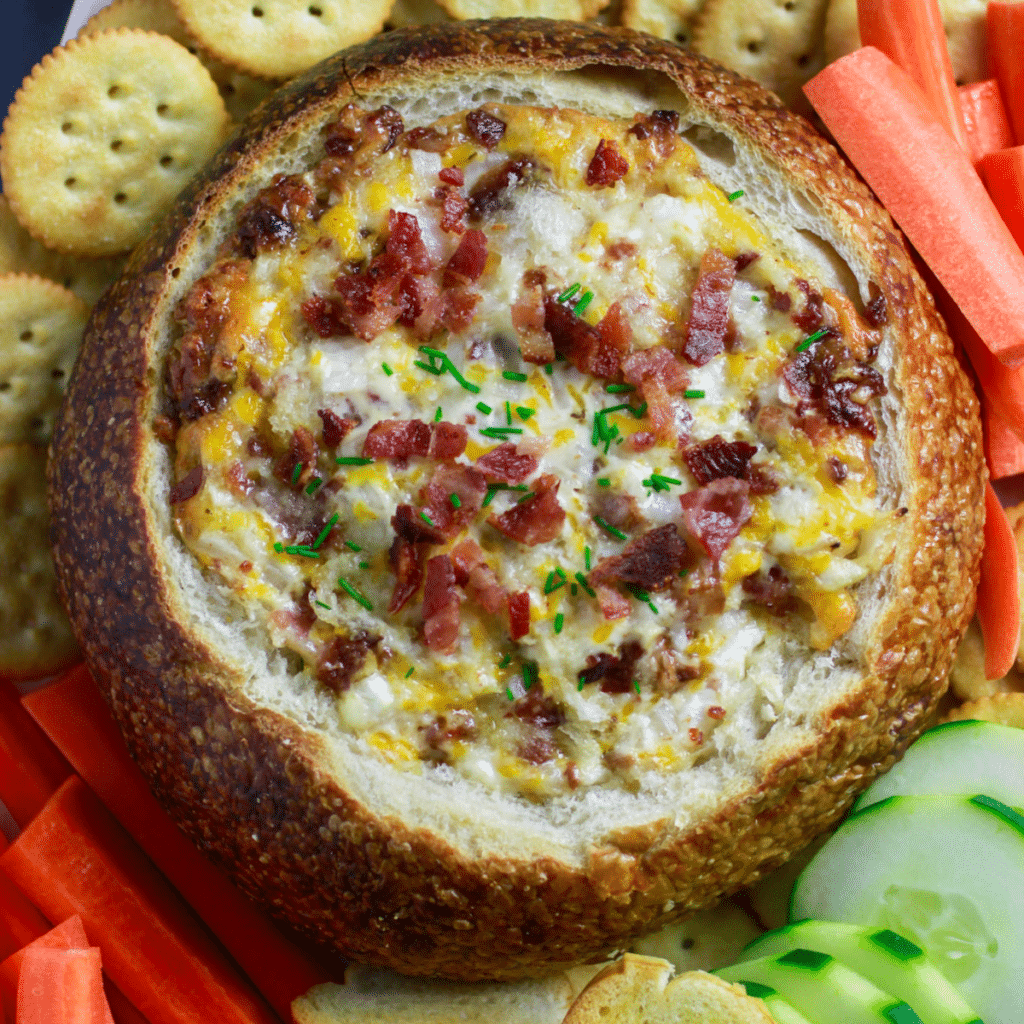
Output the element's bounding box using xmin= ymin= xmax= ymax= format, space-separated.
xmin=81 ymin=0 xmax=274 ymax=122
xmin=0 ymin=195 xmax=123 ymax=307
xmin=621 ymin=0 xmax=707 ymax=47
xmin=0 ymin=274 xmax=88 ymax=447
xmin=946 ymin=691 xmax=1024 ymax=729
xmin=171 ymin=0 xmax=392 ymax=81
xmin=824 ymin=0 xmax=987 ymax=85
xmin=692 ymin=0 xmax=830 ymax=109
xmin=0 ymin=29 xmax=229 ymax=257
xmin=0 ymin=444 xmax=80 ymax=681
xmin=438 ymin=0 xmax=609 ymax=19
xmin=386 ymin=0 xmax=453 ymax=28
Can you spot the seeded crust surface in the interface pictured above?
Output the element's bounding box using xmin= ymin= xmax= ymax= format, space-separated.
xmin=49 ymin=19 xmax=984 ymax=979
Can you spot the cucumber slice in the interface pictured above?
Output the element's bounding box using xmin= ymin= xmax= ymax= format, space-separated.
xmin=741 ymin=920 xmax=981 ymax=1024
xmin=716 ymin=949 xmax=924 ymax=1024
xmin=792 ymin=794 xmax=1024 ymax=1024
xmin=727 ymin=980 xmax=815 ymax=1024
xmin=853 ymin=720 xmax=1024 ymax=813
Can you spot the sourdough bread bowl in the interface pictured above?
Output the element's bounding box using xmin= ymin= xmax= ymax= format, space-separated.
xmin=48 ymin=19 xmax=983 ymax=980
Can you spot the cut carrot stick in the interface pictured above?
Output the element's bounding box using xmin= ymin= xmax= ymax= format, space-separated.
xmin=987 ymin=2 xmax=1024 ymax=146
xmin=101 ymin=981 xmax=148 ymax=1024
xmin=980 ymin=146 xmax=1024 ymax=255
xmin=0 ymin=684 xmax=71 ymax=830
xmin=984 ymin=402 xmax=1024 ymax=481
xmin=803 ymin=47 xmax=1024 ymax=367
xmin=17 ymin=947 xmax=114 ymax=1024
xmin=1 ymin=918 xmax=89 ymax=1021
xmin=0 ymin=845 xmax=48 ymax=965
xmin=959 ymin=80 xmax=1015 ymax=167
xmin=857 ymin=0 xmax=968 ymax=152
xmin=23 ymin=667 xmax=333 ymax=1020
xmin=978 ymin=481 xmax=1021 ymax=680
xmin=0 ymin=776 xmax=281 ymax=1024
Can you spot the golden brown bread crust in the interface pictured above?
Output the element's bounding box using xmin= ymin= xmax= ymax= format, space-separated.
xmin=49 ymin=19 xmax=984 ymax=979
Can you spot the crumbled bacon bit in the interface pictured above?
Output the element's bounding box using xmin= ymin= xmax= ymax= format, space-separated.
xmin=488 ymin=474 xmax=565 ymax=545
xmin=578 ymin=640 xmax=644 ymax=695
xmin=606 ymin=240 xmax=638 ymax=261
xmin=169 ymin=465 xmax=204 ymax=504
xmin=475 ymin=441 xmax=537 ymax=484
xmin=363 ymin=419 xmax=431 ymax=459
xmin=152 ymin=414 xmax=177 ymax=444
xmin=590 ymin=491 xmax=644 ymax=532
xmin=451 ymin=538 xmax=507 ymax=615
xmin=512 ymin=278 xmax=554 ymax=363
xmin=388 ymin=536 xmax=426 ymax=613
xmin=683 ymin=435 xmax=758 ymax=486
xmin=427 ymin=421 xmax=468 ymax=459
xmin=226 ymin=462 xmax=254 ymax=498
xmin=565 ymin=762 xmax=581 ymax=789
xmin=397 ymin=273 xmax=444 ymax=338
xmin=443 ymin=229 xmax=488 ymax=289
xmin=509 ymin=685 xmax=564 ymax=729
xmin=622 ymin=346 xmax=690 ymax=443
xmin=422 ymin=710 xmax=477 ymax=760
xmin=734 ymin=252 xmax=760 ymax=272
xmin=679 ymin=477 xmax=752 ymax=561
xmin=628 ymin=431 xmax=657 ymax=453
xmin=595 ymin=584 xmax=631 ymax=621
xmin=707 ymin=705 xmax=726 ymax=720
xmin=767 ymin=285 xmax=792 ymax=312
xmin=864 ymin=282 xmax=888 ymax=327
xmin=544 ymin=295 xmax=631 ymax=380
xmin=317 ymin=632 xmax=378 ymax=694
xmin=467 ymin=156 xmax=534 ymax=221
xmin=301 ymin=294 xmax=349 ymax=338
xmin=274 ymin=426 xmax=318 ymax=487
xmin=794 ymin=279 xmax=825 ymax=333
xmin=627 ymin=109 xmax=680 ymax=158
xmin=387 ymin=210 xmax=433 ymax=275
xmin=741 ymin=564 xmax=796 ymax=615
xmin=392 ymin=503 xmax=446 ymax=545
xmin=439 ymin=289 xmax=479 ymax=334
xmin=684 ymin=247 xmax=736 ymax=366
xmin=586 ymin=139 xmax=629 ymax=187
xmin=420 ymin=463 xmax=488 ymax=537
xmin=235 ymin=174 xmax=317 ymax=259
xmin=422 ymin=554 xmax=462 ymax=654
xmin=439 ymin=187 xmax=467 ymax=234
xmin=518 ymin=736 xmax=556 ymax=764
xmin=508 ymin=591 xmax=530 ymax=640
xmin=405 ymin=125 xmax=450 ymax=152
xmin=365 ymin=105 xmax=404 ymax=153
xmin=438 ymin=166 xmax=464 ymax=186
xmin=589 ymin=523 xmax=690 ymax=593
xmin=317 ymin=407 xmax=355 ymax=448
xmin=688 ymin=727 xmax=704 ymax=745
xmin=827 ymin=456 xmax=848 ymax=483
xmin=465 ymin=108 xmax=507 ymax=149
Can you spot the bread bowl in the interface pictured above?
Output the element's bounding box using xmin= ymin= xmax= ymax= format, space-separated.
xmin=48 ymin=18 xmax=984 ymax=980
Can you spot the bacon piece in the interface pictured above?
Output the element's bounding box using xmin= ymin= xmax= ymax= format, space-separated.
xmin=428 ymin=421 xmax=468 ymax=459
xmin=684 ymin=435 xmax=758 ymax=486
xmin=679 ymin=477 xmax=752 ymax=561
xmin=317 ymin=632 xmax=378 ymax=693
xmin=226 ymin=462 xmax=254 ymax=498
xmin=439 ymin=187 xmax=467 ymax=234
xmin=511 ymin=278 xmax=554 ymax=363
xmin=420 ymin=463 xmax=488 ymax=538
xmin=451 ymin=538 xmax=508 ymax=615
xmin=518 ymin=737 xmax=555 ymax=764
xmin=405 ymin=125 xmax=450 ymax=152
xmin=628 ymin=431 xmax=657 ymax=453
xmin=443 ymin=229 xmax=487 ymax=289
xmin=508 ymin=591 xmax=530 ymax=640
xmin=475 ymin=442 xmax=537 ymax=484
xmin=387 ymin=210 xmax=432 ymax=275
xmin=169 ymin=465 xmax=204 ymax=504
xmin=236 ymin=174 xmax=316 ymax=259
xmin=274 ymin=426 xmax=318 ymax=487
xmin=301 ymin=294 xmax=349 ymax=338
xmin=741 ymin=565 xmax=796 ymax=615
xmin=543 ymin=296 xmax=632 ymax=380
xmin=363 ymin=419 xmax=431 ymax=459
xmin=392 ymin=503 xmax=446 ymax=545
xmin=397 ymin=273 xmax=445 ymax=339
xmin=734 ymin=252 xmax=760 ymax=272
xmin=627 ymin=109 xmax=680 ymax=158
xmin=595 ymin=584 xmax=630 ymax=621
xmin=509 ymin=685 xmax=564 ymax=729
xmin=317 ymin=408 xmax=356 ymax=448
xmin=590 ymin=491 xmax=644 ymax=532
xmin=488 ymin=474 xmax=565 ymax=545
xmin=622 ymin=346 xmax=690 ymax=443
xmin=467 ymin=156 xmax=534 ymax=221
xmin=388 ymin=536 xmax=426 ymax=613
xmin=586 ymin=139 xmax=629 ymax=187
xmin=422 ymin=554 xmax=462 ymax=653
xmin=439 ymin=289 xmax=479 ymax=334
xmin=465 ymin=109 xmax=507 ymax=149
xmin=439 ymin=166 xmax=464 ymax=186
xmin=864 ymin=282 xmax=888 ymax=327
xmin=823 ymin=288 xmax=881 ymax=363
xmin=794 ymin=279 xmax=825 ymax=333
xmin=578 ymin=640 xmax=644 ymax=695
xmin=683 ymin=247 xmax=736 ymax=366
xmin=589 ymin=523 xmax=690 ymax=593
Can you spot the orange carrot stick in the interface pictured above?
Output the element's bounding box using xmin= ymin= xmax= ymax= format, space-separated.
xmin=803 ymin=47 xmax=1024 ymax=367
xmin=959 ymin=80 xmax=1015 ymax=167
xmin=0 ymin=838 xmax=48 ymax=964
xmin=980 ymin=146 xmax=1024 ymax=255
xmin=857 ymin=0 xmax=969 ymax=152
xmin=987 ymin=2 xmax=1024 ymax=146
xmin=0 ymin=918 xmax=89 ymax=1022
xmin=984 ymin=402 xmax=1024 ymax=481
xmin=17 ymin=947 xmax=114 ymax=1024
xmin=23 ymin=667 xmax=334 ymax=1020
xmin=0 ymin=777 xmax=281 ymax=1024
xmin=978 ymin=481 xmax=1021 ymax=680
xmin=0 ymin=685 xmax=71 ymax=830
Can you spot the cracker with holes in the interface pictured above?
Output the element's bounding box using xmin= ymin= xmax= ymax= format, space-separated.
xmin=0 ymin=195 xmax=123 ymax=306
xmin=386 ymin=0 xmax=453 ymax=28
xmin=171 ymin=0 xmax=392 ymax=81
xmin=438 ymin=0 xmax=608 ymax=16
xmin=692 ymin=0 xmax=830 ymax=109
xmin=0 ymin=443 xmax=80 ymax=681
xmin=824 ymin=0 xmax=987 ymax=86
xmin=0 ymin=274 xmax=89 ymax=446
xmin=946 ymin=692 xmax=1024 ymax=728
xmin=0 ymin=29 xmax=229 ymax=257
xmin=621 ymin=0 xmax=707 ymax=48
xmin=80 ymin=0 xmax=274 ymax=123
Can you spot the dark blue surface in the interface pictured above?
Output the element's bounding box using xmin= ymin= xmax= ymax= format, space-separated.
xmin=3 ymin=3 xmax=69 ymax=127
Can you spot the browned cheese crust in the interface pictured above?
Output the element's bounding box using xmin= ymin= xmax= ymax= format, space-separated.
xmin=48 ymin=19 xmax=984 ymax=979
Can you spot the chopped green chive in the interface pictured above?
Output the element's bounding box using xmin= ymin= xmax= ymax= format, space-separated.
xmin=483 ymin=483 xmax=528 ymax=508
xmin=522 ymin=661 xmax=537 ymax=690
xmin=290 ymin=463 xmax=303 ymax=485
xmin=642 ymin=473 xmax=682 ymax=492
xmin=344 ymin=539 xmax=362 ymax=552
xmin=282 ymin=544 xmax=319 ymax=558
xmin=337 ymin=578 xmax=373 ymax=611
xmin=405 ymin=666 xmax=415 ymax=678
xmin=584 ymin=546 xmax=591 ymax=571
xmin=480 ymin=426 xmax=523 ymax=439
xmin=627 ymin=584 xmax=658 ymax=614
xmin=313 ymin=513 xmax=339 ymax=549
xmin=517 ymin=491 xmax=535 ymax=504
xmin=382 ymin=362 xmax=394 ymax=376
xmin=544 ymin=363 xmax=554 ymax=375
xmin=751 ymin=295 xmax=761 ymax=302
xmin=359 ymin=561 xmax=369 ymax=569
xmin=414 ymin=360 xmax=444 ymax=376
xmin=577 ymin=673 xmax=587 ymax=691
xmin=335 ymin=456 xmax=373 ymax=466
xmin=633 ymin=679 xmax=641 ymax=694
xmin=605 ymin=384 xmax=634 ymax=393
xmin=595 ymin=516 xmax=628 ymax=540
xmin=502 ymin=371 xmax=528 ymax=382
xmin=684 ymin=389 xmax=705 ymax=399
xmin=727 ymin=189 xmax=745 ymax=201
xmin=449 ymin=493 xmax=462 ymax=509
xmin=274 ymin=542 xmax=284 ymax=553
xmin=597 ymin=477 xmax=611 ymax=487
xmin=419 ymin=511 xmax=435 ymax=526
xmin=796 ymin=328 xmax=828 ymax=352
xmin=434 ymin=406 xmax=444 ymax=422
xmin=476 ymin=401 xmax=492 ymax=414
xmin=575 ymin=572 xmax=596 ymax=598
xmin=516 ymin=406 xmax=535 ymax=420
xmin=315 ymin=600 xmax=331 ymax=609
xmin=572 ymin=290 xmax=594 ymax=316
xmin=499 ymin=653 xmax=512 ymax=669
xmin=557 ymin=282 xmax=582 ymax=303
xmin=418 ymin=346 xmax=481 ymax=393
xmin=305 ymin=477 xmax=323 ymax=495
xmin=505 ymin=400 xmax=513 ymax=425
xmin=554 ymin=613 xmax=564 ymax=634
xmin=506 ymin=687 xmax=515 ymax=701
xmin=571 ymin=583 xmax=579 ymax=596
xmin=544 ymin=568 xmax=567 ymax=594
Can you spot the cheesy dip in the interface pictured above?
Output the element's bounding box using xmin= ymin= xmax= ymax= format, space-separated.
xmin=164 ymin=102 xmax=891 ymax=801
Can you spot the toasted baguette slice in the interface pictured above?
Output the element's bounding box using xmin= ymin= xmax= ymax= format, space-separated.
xmin=564 ymin=954 xmax=775 ymax=1024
